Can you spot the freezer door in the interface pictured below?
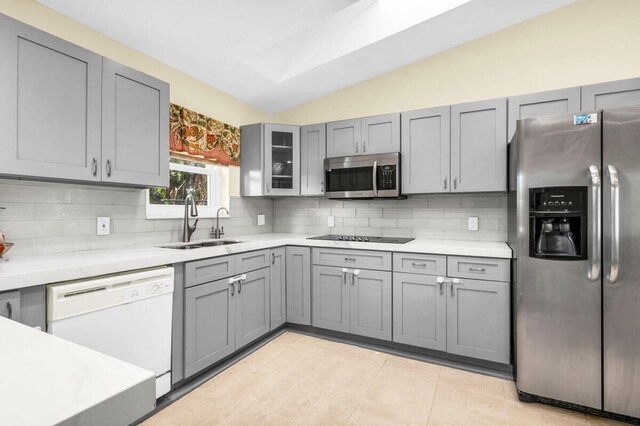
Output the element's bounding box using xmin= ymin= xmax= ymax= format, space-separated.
xmin=603 ymin=106 xmax=640 ymax=418
xmin=515 ymin=112 xmax=602 ymax=409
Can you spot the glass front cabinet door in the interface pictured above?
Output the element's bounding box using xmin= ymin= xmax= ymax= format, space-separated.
xmin=264 ymin=124 xmax=300 ymax=196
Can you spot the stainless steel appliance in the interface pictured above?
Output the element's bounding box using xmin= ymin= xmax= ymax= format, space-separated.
xmin=510 ymin=107 xmax=640 ymax=420
xmin=324 ymin=152 xmax=405 ymax=199
xmin=308 ymin=235 xmax=414 ymax=244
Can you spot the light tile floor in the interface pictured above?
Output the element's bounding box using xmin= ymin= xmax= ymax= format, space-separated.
xmin=144 ymin=332 xmax=626 ymax=426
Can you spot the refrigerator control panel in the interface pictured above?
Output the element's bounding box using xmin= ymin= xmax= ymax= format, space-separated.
xmin=530 ymin=187 xmax=586 ymax=213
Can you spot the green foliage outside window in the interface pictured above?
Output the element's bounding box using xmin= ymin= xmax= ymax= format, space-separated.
xmin=149 ymin=160 xmax=208 ymax=206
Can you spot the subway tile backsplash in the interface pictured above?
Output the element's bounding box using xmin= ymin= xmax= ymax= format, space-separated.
xmin=0 ymin=178 xmax=507 ymax=256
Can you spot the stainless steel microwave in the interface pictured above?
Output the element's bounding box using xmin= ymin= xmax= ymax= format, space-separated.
xmin=324 ymin=152 xmax=404 ymax=199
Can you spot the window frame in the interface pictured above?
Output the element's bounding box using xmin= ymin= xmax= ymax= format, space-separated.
xmin=145 ymin=160 xmax=228 ymax=219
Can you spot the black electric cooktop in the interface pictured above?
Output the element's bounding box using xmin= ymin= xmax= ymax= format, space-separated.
xmin=308 ymin=235 xmax=414 ymax=244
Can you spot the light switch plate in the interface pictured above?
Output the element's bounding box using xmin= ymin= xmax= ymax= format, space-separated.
xmin=97 ymin=217 xmax=111 ymax=235
xmin=328 ymin=216 xmax=335 ymax=227
xmin=468 ymin=217 xmax=479 ymax=231
xmin=257 ymin=214 xmax=266 ymax=226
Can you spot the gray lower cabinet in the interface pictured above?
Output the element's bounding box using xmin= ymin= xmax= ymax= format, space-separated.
xmin=101 ymin=58 xmax=169 ymax=187
xmin=401 ymin=106 xmax=450 ymax=194
xmin=235 ymin=268 xmax=270 ymax=349
xmin=446 ymin=278 xmax=510 ymax=364
xmin=392 ymin=272 xmax=446 ymax=351
xmin=0 ymin=290 xmax=21 ymax=323
xmin=451 ymin=98 xmax=507 ymax=193
xmin=286 ymin=247 xmax=311 ymax=325
xmin=0 ymin=14 xmax=102 ymax=182
xmin=312 ymin=265 xmax=350 ymax=333
xmin=184 ymin=278 xmax=235 ymax=378
xmin=350 ymin=269 xmax=392 ymax=340
xmin=508 ymin=87 xmax=581 ymax=141
xmin=582 ymin=77 xmax=640 ymax=111
xmin=269 ymin=248 xmax=286 ymax=330
xmin=300 ymin=124 xmax=326 ymax=196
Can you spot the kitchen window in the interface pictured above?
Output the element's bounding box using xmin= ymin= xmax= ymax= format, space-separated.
xmin=146 ymin=158 xmax=229 ymax=219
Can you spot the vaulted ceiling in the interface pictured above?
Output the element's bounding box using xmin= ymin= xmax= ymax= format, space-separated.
xmin=37 ymin=0 xmax=576 ymax=112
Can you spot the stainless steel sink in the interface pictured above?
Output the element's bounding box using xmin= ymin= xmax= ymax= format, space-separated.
xmin=161 ymin=240 xmax=242 ymax=250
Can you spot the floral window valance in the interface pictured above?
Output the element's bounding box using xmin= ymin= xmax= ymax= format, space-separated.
xmin=169 ymin=103 xmax=240 ymax=166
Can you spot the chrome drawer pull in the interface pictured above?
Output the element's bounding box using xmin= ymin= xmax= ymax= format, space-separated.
xmin=468 ymin=267 xmax=486 ymax=272
xmin=412 ymin=262 xmax=427 ymax=267
xmin=344 ymin=257 xmax=356 ymax=262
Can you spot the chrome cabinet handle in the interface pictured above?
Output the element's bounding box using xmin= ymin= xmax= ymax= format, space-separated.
xmin=607 ymin=165 xmax=619 ymax=284
xmin=321 ymin=181 xmax=324 ymax=191
xmin=355 ymin=141 xmax=359 ymax=154
xmin=450 ymin=278 xmax=462 ymax=297
xmin=344 ymin=257 xmax=356 ymax=262
xmin=342 ymin=268 xmax=348 ymax=285
xmin=6 ymin=301 xmax=12 ymax=319
xmin=363 ymin=140 xmax=366 ymax=153
xmin=92 ymin=158 xmax=97 ymax=176
xmin=266 ymin=183 xmax=270 ymax=193
xmin=229 ymin=283 xmax=235 ymax=296
xmin=238 ymin=279 xmax=243 ymax=294
xmin=412 ymin=262 xmax=427 ymax=267
xmin=106 ymin=159 xmax=112 ymax=177
xmin=588 ymin=165 xmax=601 ymax=282
xmin=372 ymin=160 xmax=378 ymax=194
xmin=453 ymin=177 xmax=457 ymax=190
xmin=272 ymin=252 xmax=275 ymax=265
xmin=351 ymin=269 xmax=360 ymax=286
xmin=436 ymin=277 xmax=445 ymax=296
xmin=468 ymin=267 xmax=486 ymax=272
xmin=444 ymin=177 xmax=447 ymax=190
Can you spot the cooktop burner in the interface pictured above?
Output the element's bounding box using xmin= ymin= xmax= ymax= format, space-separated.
xmin=308 ymin=235 xmax=414 ymax=244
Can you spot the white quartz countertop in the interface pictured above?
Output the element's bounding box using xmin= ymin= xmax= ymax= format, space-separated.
xmin=0 ymin=317 xmax=155 ymax=426
xmin=0 ymin=233 xmax=512 ymax=291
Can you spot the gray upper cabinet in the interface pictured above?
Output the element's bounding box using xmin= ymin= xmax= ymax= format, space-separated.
xmin=451 ymin=98 xmax=507 ymax=193
xmin=326 ymin=114 xmax=400 ymax=158
xmin=0 ymin=14 xmax=102 ymax=182
xmin=286 ymin=246 xmax=311 ymax=325
xmin=269 ymin=248 xmax=286 ymax=330
xmin=300 ymin=124 xmax=326 ymax=196
xmin=392 ymin=272 xmax=446 ymax=351
xmin=508 ymin=87 xmax=581 ymax=141
xmin=312 ymin=265 xmax=350 ymax=333
xmin=582 ymin=78 xmax=640 ymax=111
xmin=446 ymin=278 xmax=510 ymax=364
xmin=101 ymin=59 xmax=169 ymax=187
xmin=240 ymin=123 xmax=300 ymax=196
xmin=184 ymin=278 xmax=236 ymax=378
xmin=326 ymin=118 xmax=361 ymax=157
xmin=349 ymin=269 xmax=392 ymax=341
xmin=401 ymin=106 xmax=450 ymax=194
xmin=235 ymin=268 xmax=270 ymax=349
xmin=361 ymin=113 xmax=400 ymax=155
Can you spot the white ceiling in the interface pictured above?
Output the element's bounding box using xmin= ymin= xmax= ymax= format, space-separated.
xmin=37 ymin=0 xmax=576 ymax=113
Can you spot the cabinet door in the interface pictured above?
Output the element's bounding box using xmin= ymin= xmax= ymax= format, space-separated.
xmin=312 ymin=265 xmax=350 ymax=333
xmin=350 ymin=269 xmax=392 ymax=341
xmin=101 ymin=58 xmax=169 ymax=187
xmin=401 ymin=107 xmax=450 ymax=194
xmin=0 ymin=15 xmax=102 ymax=182
xmin=393 ymin=273 xmax=446 ymax=351
xmin=184 ymin=279 xmax=235 ymax=378
xmin=326 ymin=119 xmax=360 ymax=157
xmin=300 ymin=124 xmax=326 ymax=196
xmin=508 ymin=87 xmax=581 ymax=141
xmin=286 ymin=246 xmax=311 ymax=325
xmin=361 ymin=113 xmax=400 ymax=155
xmin=582 ymin=78 xmax=640 ymax=111
xmin=235 ymin=268 xmax=270 ymax=349
xmin=264 ymin=124 xmax=300 ymax=196
xmin=0 ymin=291 xmax=21 ymax=323
xmin=451 ymin=98 xmax=507 ymax=193
xmin=446 ymin=278 xmax=510 ymax=364
xmin=269 ymin=248 xmax=286 ymax=330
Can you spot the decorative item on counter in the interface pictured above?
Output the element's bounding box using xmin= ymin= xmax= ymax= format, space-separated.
xmin=272 ymin=162 xmax=286 ymax=175
xmin=0 ymin=207 xmax=13 ymax=260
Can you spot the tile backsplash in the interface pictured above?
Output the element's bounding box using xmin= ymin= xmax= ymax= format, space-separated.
xmin=273 ymin=194 xmax=507 ymax=242
xmin=0 ymin=179 xmax=273 ymax=256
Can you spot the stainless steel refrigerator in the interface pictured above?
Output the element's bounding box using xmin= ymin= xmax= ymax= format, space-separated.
xmin=510 ymin=106 xmax=640 ymax=420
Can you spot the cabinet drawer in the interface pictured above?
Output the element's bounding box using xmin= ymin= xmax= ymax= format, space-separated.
xmin=235 ymin=249 xmax=270 ymax=274
xmin=312 ymin=248 xmax=391 ymax=271
xmin=447 ymin=256 xmax=510 ymax=282
xmin=393 ymin=253 xmax=446 ymax=276
xmin=185 ymin=256 xmax=235 ymax=288
xmin=0 ymin=291 xmax=21 ymax=322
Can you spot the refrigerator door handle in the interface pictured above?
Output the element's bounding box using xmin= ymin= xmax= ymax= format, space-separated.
xmin=607 ymin=165 xmax=620 ymax=284
xmin=588 ymin=165 xmax=601 ymax=281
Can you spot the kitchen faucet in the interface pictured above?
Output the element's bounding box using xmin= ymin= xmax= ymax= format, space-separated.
xmin=211 ymin=207 xmax=229 ymax=239
xmin=182 ymin=192 xmax=199 ymax=242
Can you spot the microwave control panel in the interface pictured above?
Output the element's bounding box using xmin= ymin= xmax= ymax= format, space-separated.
xmin=378 ymin=165 xmax=397 ymax=190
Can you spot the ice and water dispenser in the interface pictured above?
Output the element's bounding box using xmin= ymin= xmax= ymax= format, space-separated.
xmin=529 ymin=187 xmax=588 ymax=260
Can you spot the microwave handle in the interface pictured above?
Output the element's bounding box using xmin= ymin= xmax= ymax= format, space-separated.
xmin=372 ymin=161 xmax=378 ymax=194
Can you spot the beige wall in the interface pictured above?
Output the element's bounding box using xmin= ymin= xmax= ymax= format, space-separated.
xmin=275 ymin=0 xmax=640 ymax=124
xmin=0 ymin=0 xmax=272 ymax=127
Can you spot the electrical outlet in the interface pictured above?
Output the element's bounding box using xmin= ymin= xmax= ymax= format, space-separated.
xmin=468 ymin=216 xmax=479 ymax=231
xmin=257 ymin=214 xmax=266 ymax=226
xmin=97 ymin=217 xmax=111 ymax=235
xmin=328 ymin=216 xmax=335 ymax=227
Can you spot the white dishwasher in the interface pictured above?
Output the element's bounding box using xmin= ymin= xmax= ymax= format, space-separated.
xmin=47 ymin=267 xmax=174 ymax=398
